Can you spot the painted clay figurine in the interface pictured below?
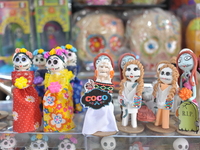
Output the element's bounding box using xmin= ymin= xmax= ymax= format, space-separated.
xmin=43 ymin=48 xmax=75 ymax=132
xmin=173 ymin=138 xmax=189 ymax=150
xmin=32 ymin=49 xmax=47 ymax=112
xmin=58 ymin=135 xmax=77 ymax=150
xmin=153 ymin=64 xmax=179 ymax=129
xmin=64 ymin=44 xmax=84 ymax=113
xmin=29 ymin=134 xmax=48 ymax=150
xmin=176 ymin=48 xmax=199 ymax=133
xmin=0 ymin=134 xmax=16 ymax=150
xmin=12 ymin=48 xmax=42 ymax=133
xmin=82 ymin=53 xmax=118 ymax=135
xmin=118 ymin=60 xmax=144 ymax=128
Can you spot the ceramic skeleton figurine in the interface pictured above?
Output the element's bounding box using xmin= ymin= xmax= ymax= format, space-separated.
xmin=153 ymin=64 xmax=179 ymax=129
xmin=0 ymin=134 xmax=16 ymax=150
xmin=118 ymin=60 xmax=144 ymax=128
xmin=29 ymin=134 xmax=48 ymax=150
xmin=173 ymin=138 xmax=189 ymax=150
xmin=12 ymin=48 xmax=41 ymax=133
xmin=176 ymin=48 xmax=198 ymax=105
xmin=58 ymin=135 xmax=77 ymax=150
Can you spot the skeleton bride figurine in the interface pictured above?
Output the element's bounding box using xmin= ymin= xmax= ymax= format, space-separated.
xmin=118 ymin=60 xmax=144 ymax=133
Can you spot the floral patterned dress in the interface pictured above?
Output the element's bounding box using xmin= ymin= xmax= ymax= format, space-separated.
xmin=12 ymin=71 xmax=42 ymax=133
xmin=43 ymin=69 xmax=75 ymax=132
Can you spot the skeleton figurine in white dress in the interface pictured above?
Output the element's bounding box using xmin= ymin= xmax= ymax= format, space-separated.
xmin=118 ymin=60 xmax=144 ymax=128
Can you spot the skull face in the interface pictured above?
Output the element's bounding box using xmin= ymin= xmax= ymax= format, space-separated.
xmin=95 ymin=55 xmax=111 ymax=68
xmin=46 ymin=56 xmax=64 ymax=72
xmin=173 ymin=138 xmax=189 ymax=150
xmin=101 ymin=137 xmax=116 ymax=150
xmin=58 ymin=139 xmax=76 ymax=150
xmin=178 ymin=53 xmax=194 ymax=72
xmin=30 ymin=140 xmax=48 ymax=150
xmin=96 ymin=60 xmax=113 ymax=80
xmin=125 ymin=64 xmax=141 ymax=82
xmin=120 ymin=55 xmax=135 ymax=70
xmin=13 ymin=53 xmax=32 ymax=71
xmin=66 ymin=51 xmax=77 ymax=66
xmin=0 ymin=137 xmax=16 ymax=150
xmin=33 ymin=54 xmax=46 ymax=69
xmin=159 ymin=67 xmax=173 ymax=84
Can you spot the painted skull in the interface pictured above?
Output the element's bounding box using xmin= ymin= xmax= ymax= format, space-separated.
xmin=46 ymin=55 xmax=64 ymax=72
xmin=96 ymin=59 xmax=113 ymax=80
xmin=73 ymin=12 xmax=124 ymax=66
xmin=30 ymin=139 xmax=48 ymax=150
xmin=178 ymin=52 xmax=194 ymax=72
xmin=33 ymin=54 xmax=46 ymax=68
xmin=173 ymin=138 xmax=189 ymax=150
xmin=0 ymin=137 xmax=16 ymax=150
xmin=125 ymin=64 xmax=141 ymax=82
xmin=58 ymin=139 xmax=76 ymax=150
xmin=66 ymin=51 xmax=77 ymax=66
xmin=101 ymin=137 xmax=116 ymax=150
xmin=159 ymin=67 xmax=173 ymax=84
xmin=126 ymin=8 xmax=181 ymax=71
xmin=13 ymin=53 xmax=32 ymax=71
xmin=95 ymin=55 xmax=111 ymax=68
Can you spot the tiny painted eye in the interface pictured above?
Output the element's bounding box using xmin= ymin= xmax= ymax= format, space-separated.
xmin=127 ymin=68 xmax=131 ymax=71
xmin=184 ymin=56 xmax=191 ymax=61
xmin=68 ymin=53 xmax=72 ymax=57
xmin=61 ymin=144 xmax=64 ymax=148
xmin=40 ymin=143 xmax=44 ymax=148
xmin=166 ymin=72 xmax=171 ymax=76
xmin=35 ymin=59 xmax=38 ymax=62
xmin=22 ymin=57 xmax=26 ymax=62
xmin=33 ymin=143 xmax=38 ymax=148
xmin=40 ymin=58 xmax=44 ymax=62
xmin=134 ymin=67 xmax=139 ymax=71
xmin=53 ymin=60 xmax=58 ymax=65
xmin=10 ymin=139 xmax=13 ymax=143
xmin=15 ymin=58 xmax=20 ymax=62
xmin=48 ymin=60 xmax=51 ymax=65
xmin=66 ymin=144 xmax=71 ymax=149
xmin=161 ymin=71 xmax=164 ymax=75
xmin=104 ymin=142 xmax=107 ymax=146
xmin=4 ymin=141 xmax=8 ymax=145
xmin=185 ymin=145 xmax=188 ymax=149
xmin=178 ymin=145 xmax=182 ymax=149
xmin=110 ymin=142 xmax=114 ymax=146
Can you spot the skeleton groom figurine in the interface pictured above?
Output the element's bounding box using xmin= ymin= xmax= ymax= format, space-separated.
xmin=81 ymin=53 xmax=118 ymax=136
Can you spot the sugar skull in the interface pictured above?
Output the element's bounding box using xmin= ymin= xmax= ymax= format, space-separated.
xmin=58 ymin=139 xmax=76 ymax=150
xmin=44 ymin=48 xmax=65 ymax=72
xmin=173 ymin=138 xmax=189 ymax=150
xmin=64 ymin=44 xmax=77 ymax=66
xmin=118 ymin=53 xmax=136 ymax=80
xmin=13 ymin=48 xmax=32 ymax=71
xmin=30 ymin=134 xmax=48 ymax=150
xmin=33 ymin=49 xmax=46 ymax=69
xmin=101 ymin=137 xmax=116 ymax=150
xmin=126 ymin=8 xmax=181 ymax=71
xmin=0 ymin=134 xmax=16 ymax=150
xmin=72 ymin=12 xmax=124 ymax=69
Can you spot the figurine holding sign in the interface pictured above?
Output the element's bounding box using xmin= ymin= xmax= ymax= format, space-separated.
xmin=82 ymin=53 xmax=118 ymax=136
xmin=12 ymin=48 xmax=42 ymax=133
xmin=118 ymin=60 xmax=144 ymax=133
xmin=176 ymin=48 xmax=199 ymax=134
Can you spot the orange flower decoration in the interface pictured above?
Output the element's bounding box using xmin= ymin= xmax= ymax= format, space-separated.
xmin=48 ymin=7 xmax=55 ymax=14
xmin=179 ymin=87 xmax=192 ymax=101
xmin=10 ymin=10 xmax=17 ymax=16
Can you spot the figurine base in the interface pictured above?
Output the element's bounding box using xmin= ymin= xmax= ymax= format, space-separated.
xmin=146 ymin=122 xmax=176 ymax=133
xmin=92 ymin=131 xmax=117 ymax=137
xmin=0 ymin=111 xmax=9 ymax=119
xmin=0 ymin=122 xmax=7 ymax=130
xmin=117 ymin=122 xmax=144 ymax=134
xmin=177 ymin=129 xmax=200 ymax=136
